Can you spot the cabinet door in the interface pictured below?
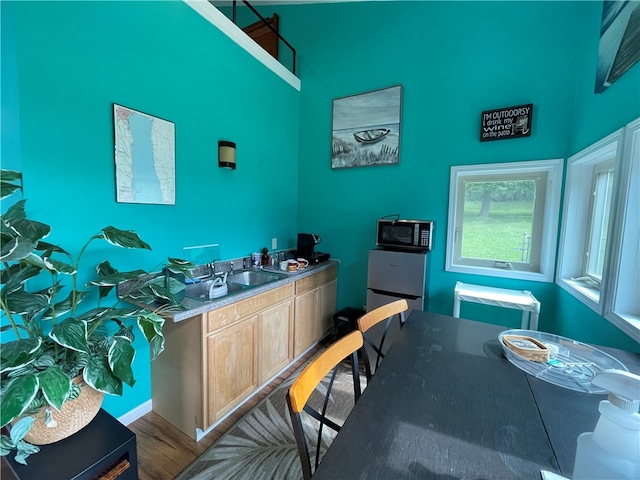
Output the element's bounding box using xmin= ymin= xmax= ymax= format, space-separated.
xmin=258 ymin=299 xmax=293 ymax=384
xmin=294 ymin=288 xmax=320 ymax=357
xmin=206 ymin=317 xmax=257 ymax=425
xmin=319 ymin=279 xmax=337 ymax=335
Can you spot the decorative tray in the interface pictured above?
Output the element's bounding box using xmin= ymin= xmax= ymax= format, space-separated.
xmin=498 ymin=329 xmax=628 ymax=393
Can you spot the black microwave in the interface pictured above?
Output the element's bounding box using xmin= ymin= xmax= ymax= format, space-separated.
xmin=376 ymin=219 xmax=433 ymax=251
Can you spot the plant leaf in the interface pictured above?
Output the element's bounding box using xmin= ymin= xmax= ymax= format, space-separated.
xmin=137 ymin=311 xmax=165 ymax=360
xmin=109 ymin=336 xmax=135 ymax=387
xmin=147 ymin=282 xmax=182 ymax=304
xmin=0 ymin=182 xmax=21 ymax=199
xmin=84 ymin=356 xmax=122 ymax=395
xmin=41 ymin=290 xmax=87 ymax=320
xmin=3 ymin=199 xmax=27 ymax=221
xmin=88 ymin=269 xmax=147 ymax=287
xmin=19 ymin=252 xmax=48 ymax=270
xmin=13 ymin=440 xmax=39 ymax=465
xmin=34 ymin=240 xmax=71 ymax=258
xmin=49 ymin=318 xmax=88 ymax=353
xmin=101 ymin=226 xmax=151 ymax=250
xmin=0 ymin=236 xmax=35 ymax=263
xmin=0 ymin=338 xmax=42 ymax=373
xmin=10 ymin=218 xmax=51 ymax=244
xmin=38 ymin=367 xmax=72 ymax=411
xmin=75 ymin=307 xmax=113 ymax=323
xmin=1 ymin=434 xmax=16 ymax=453
xmin=2 ymin=290 xmax=50 ymax=316
xmin=0 ymin=264 xmax=40 ymax=293
xmin=0 ymin=169 xmax=22 ymax=183
xmin=8 ymin=417 xmax=34 ymax=444
xmin=44 ymin=257 xmax=76 ymax=275
xmin=95 ymin=260 xmax=117 ymax=298
xmin=0 ymin=375 xmax=39 ymax=428
xmin=166 ymin=257 xmax=198 ymax=281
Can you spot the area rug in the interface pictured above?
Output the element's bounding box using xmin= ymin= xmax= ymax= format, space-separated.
xmin=175 ymin=357 xmax=363 ymax=480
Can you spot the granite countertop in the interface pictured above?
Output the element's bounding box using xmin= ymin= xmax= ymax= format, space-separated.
xmin=162 ymin=259 xmax=339 ymax=323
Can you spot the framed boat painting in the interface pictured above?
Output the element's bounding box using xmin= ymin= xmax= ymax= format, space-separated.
xmin=331 ymin=85 xmax=402 ymax=169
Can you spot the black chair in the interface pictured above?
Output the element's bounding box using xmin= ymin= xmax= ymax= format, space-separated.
xmin=357 ymin=299 xmax=408 ymax=381
xmin=286 ymin=331 xmax=363 ymax=480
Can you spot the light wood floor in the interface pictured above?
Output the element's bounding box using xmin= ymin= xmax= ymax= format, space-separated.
xmin=129 ymin=344 xmax=321 ymax=480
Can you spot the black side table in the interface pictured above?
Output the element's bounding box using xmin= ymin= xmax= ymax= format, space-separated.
xmin=2 ymin=409 xmax=137 ymax=480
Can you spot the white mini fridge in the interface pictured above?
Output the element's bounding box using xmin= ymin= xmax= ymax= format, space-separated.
xmin=366 ymin=248 xmax=429 ymax=315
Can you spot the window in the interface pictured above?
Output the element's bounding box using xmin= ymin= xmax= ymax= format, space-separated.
xmin=446 ymin=159 xmax=563 ymax=282
xmin=584 ymin=159 xmax=615 ymax=282
xmin=557 ymin=117 xmax=640 ymax=342
xmin=556 ymin=128 xmax=623 ymax=310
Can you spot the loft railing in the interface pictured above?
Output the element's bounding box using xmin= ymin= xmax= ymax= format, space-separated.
xmin=213 ymin=0 xmax=297 ymax=75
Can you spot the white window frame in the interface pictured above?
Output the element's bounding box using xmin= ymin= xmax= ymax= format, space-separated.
xmin=604 ymin=118 xmax=640 ymax=342
xmin=583 ymin=159 xmax=615 ymax=282
xmin=445 ymin=159 xmax=563 ymax=282
xmin=556 ymin=117 xmax=640 ymax=343
xmin=555 ymin=128 xmax=624 ymax=314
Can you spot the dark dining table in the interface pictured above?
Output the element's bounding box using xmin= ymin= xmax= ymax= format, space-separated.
xmin=313 ymin=311 xmax=640 ymax=480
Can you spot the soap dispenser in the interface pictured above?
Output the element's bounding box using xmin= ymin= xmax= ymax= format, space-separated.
xmin=572 ymin=369 xmax=640 ymax=480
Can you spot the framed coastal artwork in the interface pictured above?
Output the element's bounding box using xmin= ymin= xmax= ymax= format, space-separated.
xmin=113 ymin=103 xmax=176 ymax=205
xmin=331 ymin=85 xmax=402 ymax=169
xmin=595 ymin=1 xmax=640 ymax=93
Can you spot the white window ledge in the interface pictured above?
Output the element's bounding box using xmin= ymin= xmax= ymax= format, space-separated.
xmin=606 ymin=312 xmax=640 ymax=344
xmin=557 ymin=277 xmax=600 ymax=305
xmin=184 ymin=0 xmax=301 ymax=91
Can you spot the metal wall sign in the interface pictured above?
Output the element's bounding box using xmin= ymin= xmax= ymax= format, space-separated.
xmin=480 ymin=103 xmax=533 ymax=142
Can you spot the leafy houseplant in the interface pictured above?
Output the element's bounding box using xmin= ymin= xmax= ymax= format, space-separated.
xmin=0 ymin=169 xmax=194 ymax=464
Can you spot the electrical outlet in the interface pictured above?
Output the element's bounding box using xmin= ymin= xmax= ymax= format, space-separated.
xmin=272 ymin=237 xmax=277 ymax=250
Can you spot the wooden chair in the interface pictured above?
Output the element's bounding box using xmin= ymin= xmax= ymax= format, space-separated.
xmin=357 ymin=299 xmax=408 ymax=381
xmin=286 ymin=330 xmax=364 ymax=480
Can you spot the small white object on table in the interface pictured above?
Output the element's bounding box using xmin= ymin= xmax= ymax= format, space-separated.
xmin=453 ymin=281 xmax=541 ymax=330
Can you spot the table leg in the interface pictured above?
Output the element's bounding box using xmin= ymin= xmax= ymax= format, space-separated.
xmin=453 ymin=294 xmax=461 ymax=318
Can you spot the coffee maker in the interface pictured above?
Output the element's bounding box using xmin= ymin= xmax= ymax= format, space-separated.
xmin=297 ymin=233 xmax=330 ymax=265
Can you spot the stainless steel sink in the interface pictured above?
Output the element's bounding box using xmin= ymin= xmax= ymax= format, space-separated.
xmin=227 ymin=270 xmax=285 ymax=286
xmin=184 ymin=279 xmax=243 ymax=301
xmin=183 ymin=269 xmax=285 ymax=301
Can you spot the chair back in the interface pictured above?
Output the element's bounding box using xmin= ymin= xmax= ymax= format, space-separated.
xmin=286 ymin=330 xmax=363 ymax=480
xmin=357 ymin=299 xmax=408 ymax=380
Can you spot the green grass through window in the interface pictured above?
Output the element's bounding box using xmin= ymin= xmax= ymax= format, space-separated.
xmin=461 ymin=201 xmax=534 ymax=262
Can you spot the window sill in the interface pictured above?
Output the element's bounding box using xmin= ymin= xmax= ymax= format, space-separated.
xmin=446 ymin=263 xmax=553 ymax=283
xmin=605 ymin=311 xmax=640 ymax=343
xmin=556 ymin=277 xmax=602 ymax=313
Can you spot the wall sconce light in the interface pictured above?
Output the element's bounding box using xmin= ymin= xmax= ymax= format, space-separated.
xmin=218 ymin=141 xmax=236 ymax=170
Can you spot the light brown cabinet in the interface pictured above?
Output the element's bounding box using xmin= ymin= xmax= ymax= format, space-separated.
xmin=293 ymin=266 xmax=337 ymax=357
xmin=258 ymin=299 xmax=293 ymax=385
xmin=151 ymin=265 xmax=336 ymax=440
xmin=206 ymin=316 xmax=257 ymax=422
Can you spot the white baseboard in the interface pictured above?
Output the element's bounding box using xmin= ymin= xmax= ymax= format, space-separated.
xmin=118 ymin=400 xmax=152 ymax=426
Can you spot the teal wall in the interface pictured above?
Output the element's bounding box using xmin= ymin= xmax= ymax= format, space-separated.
xmin=570 ymin=1 xmax=640 ymax=153
xmin=267 ymin=1 xmax=639 ymax=350
xmin=1 ymin=1 xmax=301 ymax=417
xmin=3 ymin=0 xmax=639 ymax=419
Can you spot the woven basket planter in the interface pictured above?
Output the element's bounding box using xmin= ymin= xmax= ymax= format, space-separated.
xmin=22 ymin=376 xmax=104 ymax=445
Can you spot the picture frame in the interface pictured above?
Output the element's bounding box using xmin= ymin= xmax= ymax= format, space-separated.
xmin=480 ymin=104 xmax=533 ymax=142
xmin=113 ymin=103 xmax=176 ymax=205
xmin=595 ymin=1 xmax=640 ymax=93
xmin=331 ymin=85 xmax=402 ymax=169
